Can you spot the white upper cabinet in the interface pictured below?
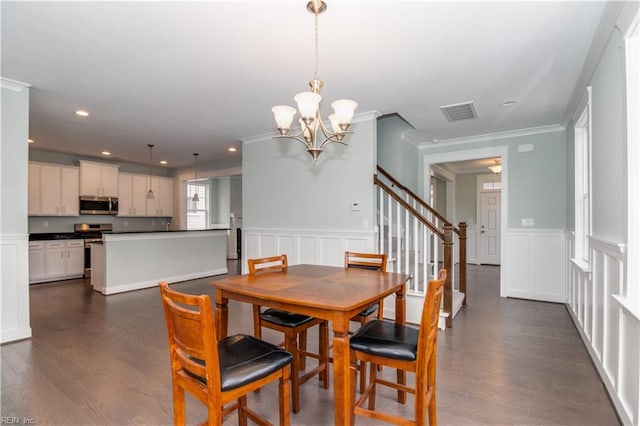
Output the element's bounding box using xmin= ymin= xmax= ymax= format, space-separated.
xmin=146 ymin=176 xmax=173 ymax=217
xmin=118 ymin=173 xmax=149 ymax=217
xmin=28 ymin=162 xmax=79 ymax=216
xmin=79 ymin=160 xmax=119 ymax=197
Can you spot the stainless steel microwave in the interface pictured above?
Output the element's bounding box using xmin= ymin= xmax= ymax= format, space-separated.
xmin=79 ymin=196 xmax=118 ymax=215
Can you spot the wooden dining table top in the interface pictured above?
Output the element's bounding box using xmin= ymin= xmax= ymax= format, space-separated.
xmin=212 ymin=264 xmax=411 ymax=315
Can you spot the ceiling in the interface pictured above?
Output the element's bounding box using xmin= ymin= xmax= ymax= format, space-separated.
xmin=1 ymin=1 xmax=606 ymax=169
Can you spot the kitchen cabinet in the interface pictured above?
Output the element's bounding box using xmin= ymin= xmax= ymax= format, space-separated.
xmin=28 ymin=162 xmax=79 ymax=216
xmin=146 ymin=176 xmax=173 ymax=217
xmin=29 ymin=239 xmax=84 ymax=284
xmin=118 ymin=173 xmax=149 ymax=217
xmin=28 ymin=242 xmax=47 ymax=282
xmin=79 ymin=160 xmax=119 ymax=197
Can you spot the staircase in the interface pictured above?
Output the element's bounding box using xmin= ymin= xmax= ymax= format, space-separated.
xmin=374 ymin=166 xmax=467 ymax=328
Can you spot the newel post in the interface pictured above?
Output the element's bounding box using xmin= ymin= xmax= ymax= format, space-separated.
xmin=458 ymin=222 xmax=467 ymax=306
xmin=443 ymin=224 xmax=454 ymax=328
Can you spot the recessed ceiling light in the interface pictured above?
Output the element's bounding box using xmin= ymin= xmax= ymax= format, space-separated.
xmin=101 ymin=151 xmax=111 ymax=156
xmin=228 ymin=147 xmax=237 ymax=152
xmin=432 ymin=139 xmax=439 ymax=143
xmin=500 ymin=100 xmax=517 ymax=107
xmin=75 ymin=110 xmax=90 ymax=117
xmin=160 ymin=160 xmax=168 ymax=165
xmin=27 ymin=139 xmax=34 ymax=143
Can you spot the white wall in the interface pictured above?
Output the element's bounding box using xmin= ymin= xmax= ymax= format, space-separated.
xmin=242 ymin=112 xmax=379 ymax=268
xmin=377 ymin=113 xmax=420 ymax=192
xmin=1 ymin=78 xmax=32 ymax=343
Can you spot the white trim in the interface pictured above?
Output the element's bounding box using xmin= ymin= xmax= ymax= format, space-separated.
xmin=422 ymin=145 xmax=509 ymax=297
xmin=240 ymin=110 xmax=381 ymax=145
xmin=0 ymin=77 xmax=31 ymax=92
xmin=414 ymin=124 xmax=564 ymax=149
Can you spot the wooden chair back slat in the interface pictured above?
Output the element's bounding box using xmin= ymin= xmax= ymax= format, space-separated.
xmin=248 ymin=254 xmax=288 ymax=275
xmin=344 ymin=252 xmax=388 ymax=272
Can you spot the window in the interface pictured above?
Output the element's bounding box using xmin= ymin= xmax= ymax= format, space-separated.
xmin=187 ymin=182 xmax=209 ymax=230
xmin=573 ymin=87 xmax=592 ymax=266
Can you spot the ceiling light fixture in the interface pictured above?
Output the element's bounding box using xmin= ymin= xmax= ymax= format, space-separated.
xmin=146 ymin=144 xmax=155 ymax=200
xmin=488 ymin=159 xmax=502 ymax=174
xmin=192 ymin=153 xmax=200 ymax=203
xmin=27 ymin=139 xmax=34 ymax=143
xmin=101 ymin=151 xmax=111 ymax=156
xmin=271 ymin=0 xmax=357 ymax=163
xmin=228 ymin=147 xmax=237 ymax=152
xmin=160 ymin=160 xmax=168 ymax=165
xmin=75 ymin=110 xmax=90 ymax=117
xmin=500 ymin=100 xmax=517 ymax=107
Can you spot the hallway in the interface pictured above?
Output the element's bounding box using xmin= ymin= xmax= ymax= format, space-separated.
xmin=0 ymin=264 xmax=619 ymax=425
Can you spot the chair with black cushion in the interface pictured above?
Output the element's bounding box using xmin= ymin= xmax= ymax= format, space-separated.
xmin=344 ymin=251 xmax=388 ymax=392
xmin=159 ymin=282 xmax=293 ymax=425
xmin=249 ymin=255 xmax=329 ymax=414
xmin=349 ymin=269 xmax=446 ymax=426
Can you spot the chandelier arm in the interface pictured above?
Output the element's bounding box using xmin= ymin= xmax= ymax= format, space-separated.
xmin=274 ymin=134 xmax=314 ymax=149
xmin=318 ymin=136 xmax=347 ymax=149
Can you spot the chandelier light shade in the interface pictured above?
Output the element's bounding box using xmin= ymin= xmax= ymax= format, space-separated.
xmin=192 ymin=153 xmax=199 ymax=203
xmin=488 ymin=159 xmax=502 ymax=174
xmin=271 ymin=0 xmax=357 ymax=162
xmin=146 ymin=144 xmax=155 ymax=200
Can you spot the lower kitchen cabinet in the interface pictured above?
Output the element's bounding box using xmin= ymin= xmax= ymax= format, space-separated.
xmin=29 ymin=239 xmax=85 ymax=284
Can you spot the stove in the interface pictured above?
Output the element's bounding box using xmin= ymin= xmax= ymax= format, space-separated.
xmin=74 ymin=223 xmax=113 ymax=277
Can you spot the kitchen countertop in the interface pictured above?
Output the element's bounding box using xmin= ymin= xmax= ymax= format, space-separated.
xmin=29 ymin=228 xmax=230 ymax=241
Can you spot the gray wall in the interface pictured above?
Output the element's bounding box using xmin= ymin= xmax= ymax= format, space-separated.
xmin=377 ymin=114 xmax=420 ymax=192
xmin=243 ymin=115 xmax=377 ymax=231
xmin=455 ymin=173 xmax=477 ymax=224
xmin=421 ymin=130 xmax=567 ymax=229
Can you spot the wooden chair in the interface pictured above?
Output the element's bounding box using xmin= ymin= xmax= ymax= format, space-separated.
xmin=349 ymin=269 xmax=447 ymax=425
xmin=159 ymin=282 xmax=293 ymax=425
xmin=249 ymin=255 xmax=330 ymax=414
xmin=344 ymin=251 xmax=388 ymax=393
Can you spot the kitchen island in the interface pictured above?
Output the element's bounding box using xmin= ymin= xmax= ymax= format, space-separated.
xmin=91 ymin=229 xmax=228 ymax=295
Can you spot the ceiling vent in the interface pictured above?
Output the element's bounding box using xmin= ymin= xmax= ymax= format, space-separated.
xmin=440 ymin=101 xmax=477 ymax=122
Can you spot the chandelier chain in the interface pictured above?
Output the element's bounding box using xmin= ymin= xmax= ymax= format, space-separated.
xmin=314 ymin=12 xmax=319 ymax=81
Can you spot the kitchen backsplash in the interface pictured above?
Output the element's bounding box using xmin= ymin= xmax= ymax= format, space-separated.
xmin=29 ymin=215 xmax=171 ymax=233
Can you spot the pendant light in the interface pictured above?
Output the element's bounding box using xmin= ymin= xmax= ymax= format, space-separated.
xmin=192 ymin=153 xmax=199 ymax=203
xmin=146 ymin=144 xmax=155 ymax=200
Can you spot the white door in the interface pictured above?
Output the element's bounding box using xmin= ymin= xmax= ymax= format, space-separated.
xmin=478 ymin=191 xmax=501 ymax=264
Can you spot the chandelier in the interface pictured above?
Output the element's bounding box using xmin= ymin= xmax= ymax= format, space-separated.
xmin=488 ymin=159 xmax=502 ymax=174
xmin=271 ymin=0 xmax=357 ymax=162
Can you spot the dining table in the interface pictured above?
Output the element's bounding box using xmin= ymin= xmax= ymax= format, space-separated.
xmin=211 ymin=263 xmax=411 ymax=425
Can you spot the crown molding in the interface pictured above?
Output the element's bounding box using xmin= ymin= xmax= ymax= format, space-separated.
xmin=1 ymin=77 xmax=31 ymax=92
xmin=241 ymin=110 xmax=382 ymax=145
xmin=416 ymin=124 xmax=565 ymax=150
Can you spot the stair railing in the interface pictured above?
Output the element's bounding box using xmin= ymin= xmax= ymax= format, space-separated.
xmin=374 ymin=165 xmax=467 ymax=327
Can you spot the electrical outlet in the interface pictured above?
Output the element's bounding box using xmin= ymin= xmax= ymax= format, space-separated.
xmin=521 ymin=218 xmax=534 ymax=227
xmin=43 ymin=221 xmax=48 ymax=228
xmin=351 ymin=202 xmax=360 ymax=211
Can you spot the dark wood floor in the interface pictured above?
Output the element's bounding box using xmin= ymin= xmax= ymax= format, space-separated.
xmin=1 ymin=263 xmax=619 ymax=425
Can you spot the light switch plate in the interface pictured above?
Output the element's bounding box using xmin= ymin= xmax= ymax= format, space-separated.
xmin=351 ymin=202 xmax=360 ymax=211
xmin=521 ymin=218 xmax=534 ymax=226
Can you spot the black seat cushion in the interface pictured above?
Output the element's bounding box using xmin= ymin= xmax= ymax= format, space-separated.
xmin=356 ymin=304 xmax=378 ymax=318
xmin=261 ymin=308 xmax=315 ymax=328
xmin=186 ymin=334 xmax=293 ymax=392
xmin=350 ymin=319 xmax=419 ymax=361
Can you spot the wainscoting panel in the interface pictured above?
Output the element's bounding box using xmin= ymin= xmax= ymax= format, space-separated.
xmin=566 ymin=233 xmax=639 ymax=426
xmin=503 ymin=228 xmax=566 ymax=302
xmin=243 ymin=228 xmax=376 ymax=273
xmin=0 ymin=234 xmax=31 ymax=343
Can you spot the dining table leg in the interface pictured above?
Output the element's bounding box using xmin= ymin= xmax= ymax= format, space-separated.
xmin=214 ymin=290 xmax=229 ymax=339
xmin=332 ymin=317 xmax=353 ymax=426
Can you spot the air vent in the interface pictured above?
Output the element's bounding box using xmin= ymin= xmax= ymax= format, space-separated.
xmin=440 ymin=101 xmax=477 ymax=122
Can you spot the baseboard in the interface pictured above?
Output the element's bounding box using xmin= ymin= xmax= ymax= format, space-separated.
xmin=96 ymin=268 xmax=228 ymax=295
